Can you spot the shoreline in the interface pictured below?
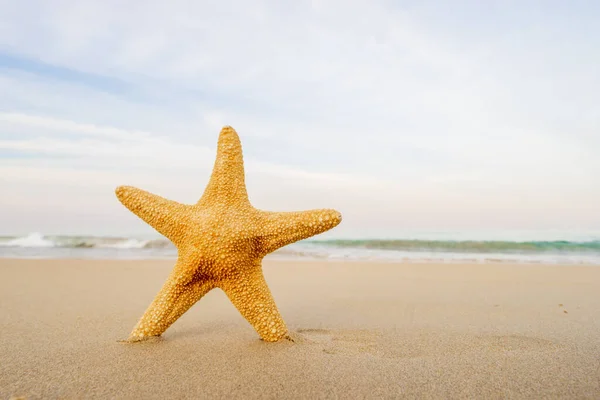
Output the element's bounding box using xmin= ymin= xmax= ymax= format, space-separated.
xmin=1 ymin=256 xmax=599 ymax=267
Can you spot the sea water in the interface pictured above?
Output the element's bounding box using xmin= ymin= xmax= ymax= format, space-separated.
xmin=1 ymin=231 xmax=599 ymax=264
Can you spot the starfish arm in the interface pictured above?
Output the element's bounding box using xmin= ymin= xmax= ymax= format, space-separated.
xmin=257 ymin=209 xmax=342 ymax=254
xmin=220 ymin=268 xmax=288 ymax=342
xmin=115 ymin=185 xmax=189 ymax=245
xmin=126 ymin=260 xmax=215 ymax=342
xmin=197 ymin=126 xmax=250 ymax=207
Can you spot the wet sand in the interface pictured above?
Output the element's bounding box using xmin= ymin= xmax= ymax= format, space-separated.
xmin=1 ymin=258 xmax=599 ymax=399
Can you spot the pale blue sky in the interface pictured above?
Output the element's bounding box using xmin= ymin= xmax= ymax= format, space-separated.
xmin=0 ymin=0 xmax=598 ymax=238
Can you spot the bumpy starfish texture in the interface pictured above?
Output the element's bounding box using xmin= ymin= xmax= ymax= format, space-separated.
xmin=115 ymin=126 xmax=342 ymax=342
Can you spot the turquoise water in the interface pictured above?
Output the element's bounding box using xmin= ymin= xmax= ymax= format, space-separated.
xmin=307 ymin=239 xmax=600 ymax=253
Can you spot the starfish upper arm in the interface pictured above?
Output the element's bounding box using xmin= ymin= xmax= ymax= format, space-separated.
xmin=197 ymin=126 xmax=249 ymax=207
xmin=115 ymin=186 xmax=189 ymax=245
xmin=257 ymin=209 xmax=342 ymax=255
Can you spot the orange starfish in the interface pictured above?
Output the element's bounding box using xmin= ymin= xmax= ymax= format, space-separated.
xmin=115 ymin=126 xmax=342 ymax=342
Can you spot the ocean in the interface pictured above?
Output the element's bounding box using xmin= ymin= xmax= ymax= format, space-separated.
xmin=1 ymin=231 xmax=600 ymax=264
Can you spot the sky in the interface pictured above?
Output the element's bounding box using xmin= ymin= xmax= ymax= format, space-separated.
xmin=0 ymin=0 xmax=599 ymax=239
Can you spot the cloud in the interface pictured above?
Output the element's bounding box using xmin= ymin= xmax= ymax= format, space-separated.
xmin=0 ymin=111 xmax=379 ymax=184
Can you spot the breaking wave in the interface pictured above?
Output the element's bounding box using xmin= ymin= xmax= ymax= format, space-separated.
xmin=0 ymin=232 xmax=56 ymax=248
xmin=0 ymin=233 xmax=173 ymax=249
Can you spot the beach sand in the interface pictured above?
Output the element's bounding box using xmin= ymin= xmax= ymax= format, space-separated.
xmin=1 ymin=258 xmax=599 ymax=399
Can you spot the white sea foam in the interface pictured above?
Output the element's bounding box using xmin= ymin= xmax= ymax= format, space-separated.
xmin=97 ymin=238 xmax=150 ymax=249
xmin=0 ymin=232 xmax=56 ymax=248
xmin=275 ymin=244 xmax=600 ymax=265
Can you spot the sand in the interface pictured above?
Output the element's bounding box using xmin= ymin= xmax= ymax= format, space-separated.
xmin=1 ymin=258 xmax=599 ymax=399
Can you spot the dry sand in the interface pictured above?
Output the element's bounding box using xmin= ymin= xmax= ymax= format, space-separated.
xmin=1 ymin=258 xmax=599 ymax=399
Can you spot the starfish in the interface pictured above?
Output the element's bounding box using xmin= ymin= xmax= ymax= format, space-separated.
xmin=115 ymin=126 xmax=342 ymax=342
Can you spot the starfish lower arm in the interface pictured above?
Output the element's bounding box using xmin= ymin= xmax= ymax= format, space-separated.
xmin=127 ymin=266 xmax=215 ymax=342
xmin=220 ymin=268 xmax=288 ymax=342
